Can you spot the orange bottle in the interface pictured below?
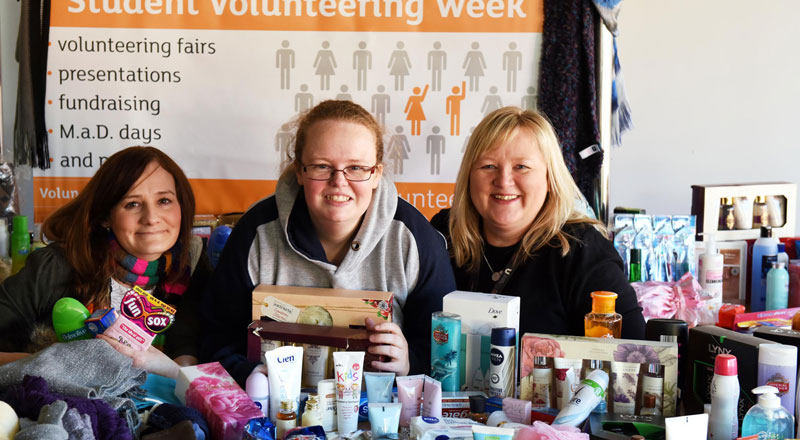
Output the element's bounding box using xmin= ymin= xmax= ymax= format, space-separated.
xmin=584 ymin=291 xmax=622 ymax=338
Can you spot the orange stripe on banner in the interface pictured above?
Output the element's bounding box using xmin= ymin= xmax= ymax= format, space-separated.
xmin=51 ymin=0 xmax=542 ymax=32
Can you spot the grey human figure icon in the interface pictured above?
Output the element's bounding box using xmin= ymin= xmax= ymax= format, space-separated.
xmin=275 ymin=124 xmax=292 ymax=159
xmin=387 ymin=126 xmax=411 ymax=174
xmin=371 ymin=85 xmax=391 ymax=126
xmin=314 ymin=41 xmax=337 ymax=91
xmin=426 ymin=126 xmax=445 ymax=175
xmin=427 ymin=41 xmax=447 ymax=92
xmin=353 ymin=41 xmax=372 ymax=91
xmin=481 ymin=86 xmax=503 ymax=116
xmin=336 ymin=85 xmax=353 ymax=101
xmin=462 ymin=126 xmax=475 ymax=152
xmin=276 ymin=40 xmax=295 ymax=90
xmin=295 ymin=84 xmax=314 ymax=113
xmin=521 ymin=86 xmax=537 ymax=110
xmin=387 ymin=42 xmax=412 ymax=91
xmin=502 ymin=42 xmax=522 ymax=92
xmin=462 ymin=42 xmax=487 ymax=92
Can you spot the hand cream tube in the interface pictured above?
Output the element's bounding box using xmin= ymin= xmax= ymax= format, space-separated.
xmin=553 ymin=358 xmax=583 ymax=410
xmin=365 ymin=372 xmax=395 ymax=403
xmin=368 ymin=402 xmax=402 ymax=438
xmin=422 ymin=376 xmax=443 ymax=419
xmin=552 ymin=369 xmax=609 ymax=427
xmin=610 ymin=361 xmax=641 ymax=415
xmin=264 ymin=345 xmax=304 ymax=422
xmin=333 ymin=351 xmax=365 ymax=435
xmin=396 ymin=375 xmax=424 ymax=427
xmin=471 ymin=425 xmax=514 ymax=440
xmin=665 ymin=413 xmax=709 ymax=440
xmin=317 ymin=378 xmax=337 ymax=432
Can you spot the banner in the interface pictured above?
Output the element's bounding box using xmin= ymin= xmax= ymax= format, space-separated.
xmin=37 ymin=0 xmax=543 ymax=221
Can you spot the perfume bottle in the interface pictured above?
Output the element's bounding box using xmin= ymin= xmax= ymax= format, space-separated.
xmin=584 ymin=291 xmax=622 ymax=338
xmin=469 ymin=394 xmax=488 ymax=424
xmin=753 ymin=196 xmax=770 ymax=229
xmin=302 ymin=394 xmax=322 ymax=427
xmin=719 ymin=197 xmax=735 ymax=231
xmin=276 ymin=399 xmax=297 ymax=439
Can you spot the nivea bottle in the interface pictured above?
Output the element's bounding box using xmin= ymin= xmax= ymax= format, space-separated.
xmin=487 ymin=327 xmax=515 ymax=398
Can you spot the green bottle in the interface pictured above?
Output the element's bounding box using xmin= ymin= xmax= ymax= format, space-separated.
xmin=52 ymin=297 xmax=92 ymax=342
xmin=629 ymin=248 xmax=642 ymax=282
xmin=10 ymin=216 xmax=30 ymax=275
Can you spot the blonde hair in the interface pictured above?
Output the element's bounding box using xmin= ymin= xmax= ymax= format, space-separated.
xmin=449 ymin=107 xmax=603 ymax=271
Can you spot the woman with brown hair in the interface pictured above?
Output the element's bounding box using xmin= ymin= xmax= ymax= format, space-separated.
xmin=431 ymin=107 xmax=644 ymax=338
xmin=0 ymin=146 xmax=210 ymax=377
xmin=200 ymin=100 xmax=455 ymax=386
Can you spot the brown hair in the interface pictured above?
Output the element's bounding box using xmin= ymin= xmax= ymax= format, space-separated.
xmin=281 ymin=100 xmax=384 ymax=178
xmin=41 ymin=146 xmax=196 ymax=307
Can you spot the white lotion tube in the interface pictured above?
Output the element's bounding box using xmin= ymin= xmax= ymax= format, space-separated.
xmin=552 ymin=369 xmax=609 ymax=427
xmin=317 ymin=379 xmax=337 ymax=432
xmin=610 ymin=362 xmax=641 ymax=415
xmin=264 ymin=345 xmax=303 ymax=422
xmin=665 ymin=414 xmax=708 ymax=440
xmin=464 ymin=333 xmax=484 ymax=391
xmin=333 ymin=351 xmax=365 ymax=435
xmin=553 ymin=358 xmax=582 ymax=410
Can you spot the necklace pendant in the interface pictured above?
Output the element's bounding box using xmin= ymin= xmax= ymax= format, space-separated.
xmin=491 ymin=271 xmax=501 ymax=282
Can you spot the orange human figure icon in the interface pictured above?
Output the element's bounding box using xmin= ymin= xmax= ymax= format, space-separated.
xmin=404 ymin=84 xmax=429 ymax=136
xmin=446 ymin=81 xmax=466 ymax=136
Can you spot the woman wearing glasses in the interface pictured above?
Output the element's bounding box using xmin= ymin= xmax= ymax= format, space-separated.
xmin=201 ymin=100 xmax=456 ymax=385
xmin=0 ymin=146 xmax=210 ymax=377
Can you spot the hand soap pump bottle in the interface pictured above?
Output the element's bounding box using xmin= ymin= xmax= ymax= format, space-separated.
xmin=741 ymin=386 xmax=794 ymax=440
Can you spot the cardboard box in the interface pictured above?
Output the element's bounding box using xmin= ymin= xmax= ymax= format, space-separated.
xmin=520 ymin=334 xmax=679 ymax=417
xmin=252 ymin=284 xmax=393 ymax=328
xmin=685 ymin=326 xmax=773 ymax=424
xmin=691 ymin=182 xmax=797 ymax=242
xmin=696 ymin=240 xmax=748 ymax=303
xmin=442 ymin=291 xmax=521 ymax=390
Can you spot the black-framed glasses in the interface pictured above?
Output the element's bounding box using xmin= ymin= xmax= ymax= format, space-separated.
xmin=302 ymin=163 xmax=377 ymax=182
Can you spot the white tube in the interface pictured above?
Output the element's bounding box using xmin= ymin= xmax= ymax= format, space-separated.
xmin=317 ymin=379 xmax=337 ymax=432
xmin=472 ymin=425 xmax=514 ymax=440
xmin=610 ymin=362 xmax=641 ymax=415
xmin=665 ymin=413 xmax=709 ymax=440
xmin=552 ymin=369 xmax=609 ymax=427
xmin=333 ymin=351 xmax=365 ymax=435
xmin=464 ymin=333 xmax=484 ymax=391
xmin=422 ymin=376 xmax=443 ymax=419
xmin=553 ymin=358 xmax=582 ymax=410
xmin=264 ymin=345 xmax=303 ymax=422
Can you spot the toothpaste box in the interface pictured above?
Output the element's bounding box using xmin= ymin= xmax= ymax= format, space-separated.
xmin=442 ymin=291 xmax=520 ymax=390
xmin=175 ymin=362 xmax=263 ymax=440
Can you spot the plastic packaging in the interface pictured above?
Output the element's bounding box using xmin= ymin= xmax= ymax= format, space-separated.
xmin=709 ymin=354 xmax=739 ymax=440
xmin=700 ymin=233 xmax=724 ymax=301
xmin=766 ymin=262 xmax=790 ymax=310
xmin=757 ymin=344 xmax=797 ymax=414
xmin=472 ymin=425 xmax=514 ymax=440
xmin=397 ymin=375 xmax=424 ymax=427
xmin=368 ymin=403 xmax=401 ymax=438
xmin=767 ymin=196 xmax=785 ymax=227
xmin=246 ymin=370 xmax=271 ymax=418
xmin=531 ymin=356 xmax=551 ymax=408
xmin=431 ymin=312 xmax=461 ymax=392
xmin=364 ymin=372 xmax=395 ymax=404
xmin=733 ymin=196 xmax=753 ymax=230
xmin=52 ymin=297 xmax=92 ymax=342
xmin=464 ymin=333 xmax=484 ymax=392
xmin=553 ymin=358 xmax=582 ymax=410
xmin=265 ymin=345 xmax=303 ymax=422
xmin=751 ymin=226 xmax=779 ymax=312
xmin=332 ymin=351 xmax=365 ymax=435
xmin=741 ymin=385 xmax=794 ymax=440
xmin=487 ymin=327 xmax=515 ymax=398
xmin=552 ymin=369 xmax=609 ymax=427
xmin=640 ymin=364 xmax=663 ymax=415
xmin=422 ymin=376 xmax=442 ymax=419
xmin=501 ymin=397 xmax=531 ymax=424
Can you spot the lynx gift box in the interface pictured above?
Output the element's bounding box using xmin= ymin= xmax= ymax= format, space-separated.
xmin=175 ymin=362 xmax=263 ymax=440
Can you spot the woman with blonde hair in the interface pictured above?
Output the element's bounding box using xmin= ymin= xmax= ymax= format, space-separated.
xmin=431 ymin=107 xmax=644 ymax=338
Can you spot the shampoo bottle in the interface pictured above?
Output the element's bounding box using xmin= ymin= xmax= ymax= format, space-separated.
xmin=751 ymin=226 xmax=779 ymax=312
xmin=700 ymin=234 xmax=724 ymax=301
xmin=741 ymin=386 xmax=794 ymax=440
xmin=766 ymin=262 xmax=790 ymax=310
xmin=709 ymin=354 xmax=739 ymax=440
xmin=584 ymin=291 xmax=621 ymax=338
xmin=10 ymin=216 xmax=30 ymax=275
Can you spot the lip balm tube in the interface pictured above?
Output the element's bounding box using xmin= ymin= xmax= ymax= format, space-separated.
xmin=333 ymin=351 xmax=365 ymax=435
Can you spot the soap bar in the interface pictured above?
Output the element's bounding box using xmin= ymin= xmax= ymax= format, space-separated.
xmin=0 ymin=400 xmax=19 ymax=440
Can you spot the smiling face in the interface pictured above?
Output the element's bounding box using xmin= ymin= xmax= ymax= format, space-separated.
xmin=107 ymin=161 xmax=182 ymax=261
xmin=296 ymin=119 xmax=383 ymax=239
xmin=469 ymin=128 xmax=548 ymax=246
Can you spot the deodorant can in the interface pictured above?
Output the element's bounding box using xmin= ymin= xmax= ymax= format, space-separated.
xmin=487 ymin=327 xmax=516 ymax=398
xmin=757 ymin=343 xmax=797 ymax=413
xmin=431 ymin=311 xmax=461 ymax=392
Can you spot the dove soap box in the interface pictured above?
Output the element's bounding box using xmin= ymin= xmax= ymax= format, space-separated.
xmin=252 ymin=285 xmax=393 ymax=328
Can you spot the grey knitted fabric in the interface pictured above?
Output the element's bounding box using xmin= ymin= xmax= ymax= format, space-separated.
xmin=62 ymin=407 xmax=95 ymax=440
xmin=14 ymin=400 xmax=69 ymax=440
xmin=0 ymin=339 xmax=146 ymax=432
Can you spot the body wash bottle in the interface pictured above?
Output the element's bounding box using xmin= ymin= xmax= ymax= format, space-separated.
xmin=584 ymin=291 xmax=621 ymax=338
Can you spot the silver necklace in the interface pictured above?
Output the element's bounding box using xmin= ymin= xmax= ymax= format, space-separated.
xmin=482 ymin=252 xmax=503 ymax=282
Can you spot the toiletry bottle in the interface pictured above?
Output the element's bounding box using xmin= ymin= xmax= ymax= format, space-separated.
xmin=488 ymin=327 xmax=516 ymax=398
xmin=276 ymin=399 xmax=297 ymax=439
xmin=719 ymin=197 xmax=735 ymax=231
xmin=766 ymin=262 xmax=790 ymax=310
xmin=469 ymin=395 xmax=488 ymax=424
xmin=629 ymin=248 xmax=642 ymax=282
xmin=531 ymin=356 xmax=552 ymax=408
xmin=302 ymin=394 xmax=322 ymax=427
xmin=10 ymin=216 xmax=30 ymax=275
xmin=246 ymin=370 xmax=270 ymax=417
xmin=778 ymin=243 xmax=789 ymax=268
xmin=588 ymin=360 xmax=609 ymax=413
xmin=644 ymin=319 xmax=688 ymax=407
xmin=751 ymin=226 xmax=779 ymax=312
xmin=789 ymin=260 xmax=800 ymax=308
xmin=700 ymin=234 xmax=724 ymax=302
xmin=552 ymin=369 xmax=609 ymax=427
xmin=640 ymin=364 xmax=664 ymax=415
xmin=430 ymin=311 xmax=461 ymax=392
xmin=640 ymin=393 xmax=660 ymax=416
xmin=584 ymin=291 xmax=622 ymax=338
xmin=741 ymin=386 xmax=794 ymax=440
xmin=753 ymin=196 xmax=769 ymax=229
xmin=757 ymin=344 xmax=797 ymax=415
xmin=0 ymin=218 xmax=8 ymax=259
xmin=708 ymin=354 xmax=739 ymax=440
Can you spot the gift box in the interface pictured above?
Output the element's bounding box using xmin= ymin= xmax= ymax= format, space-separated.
xmin=175 ymin=362 xmax=263 ymax=440
xmin=251 ymin=284 xmax=393 ymax=328
xmin=520 ymin=334 xmax=678 ymax=417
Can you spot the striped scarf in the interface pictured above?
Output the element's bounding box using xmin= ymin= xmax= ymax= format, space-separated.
xmin=110 ymin=237 xmax=188 ymax=295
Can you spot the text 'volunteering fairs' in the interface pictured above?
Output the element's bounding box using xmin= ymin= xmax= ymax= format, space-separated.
xmin=67 ymin=0 xmax=528 ymax=26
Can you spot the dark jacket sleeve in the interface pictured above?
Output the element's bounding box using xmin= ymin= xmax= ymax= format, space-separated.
xmin=163 ymin=252 xmax=212 ymax=359
xmin=566 ymin=224 xmax=645 ymax=339
xmin=0 ymin=245 xmax=73 ymax=352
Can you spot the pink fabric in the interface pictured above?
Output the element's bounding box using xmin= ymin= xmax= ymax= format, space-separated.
xmin=632 ymin=272 xmax=705 ymax=327
xmin=515 ymin=422 xmax=589 ymax=440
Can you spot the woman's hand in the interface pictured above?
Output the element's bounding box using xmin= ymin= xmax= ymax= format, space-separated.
xmin=365 ymin=317 xmax=410 ymax=376
xmin=97 ymin=334 xmax=180 ymax=379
